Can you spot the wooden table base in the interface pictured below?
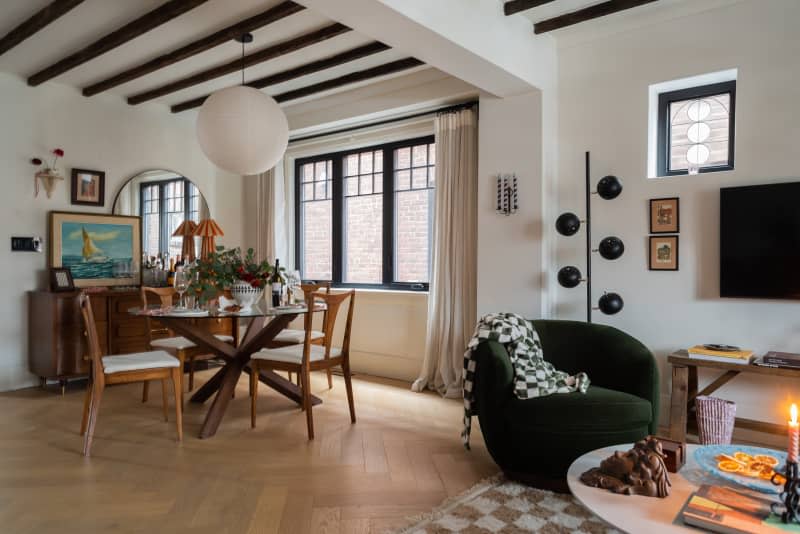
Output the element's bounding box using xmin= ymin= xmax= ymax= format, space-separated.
xmin=160 ymin=312 xmax=322 ymax=438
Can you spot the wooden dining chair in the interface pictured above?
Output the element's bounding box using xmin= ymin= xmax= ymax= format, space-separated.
xmin=141 ymin=286 xmax=235 ymax=406
xmin=267 ymin=282 xmax=332 ymax=387
xmin=78 ymin=293 xmax=182 ymax=456
xmin=250 ymin=290 xmax=356 ymax=440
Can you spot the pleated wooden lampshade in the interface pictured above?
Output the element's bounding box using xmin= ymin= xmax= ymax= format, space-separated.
xmin=193 ymin=219 xmax=224 ymax=259
xmin=171 ymin=220 xmax=197 ymax=262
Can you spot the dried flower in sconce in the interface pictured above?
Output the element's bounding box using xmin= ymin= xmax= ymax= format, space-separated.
xmin=31 ymin=148 xmax=65 ymax=198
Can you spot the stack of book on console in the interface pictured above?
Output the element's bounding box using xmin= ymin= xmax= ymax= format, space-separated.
xmin=687 ymin=345 xmax=754 ymax=365
xmin=680 ymin=485 xmax=800 ymax=533
xmin=756 ymin=352 xmax=800 ymax=369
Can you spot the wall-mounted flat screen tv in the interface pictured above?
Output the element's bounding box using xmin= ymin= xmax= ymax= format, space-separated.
xmin=720 ymin=181 xmax=800 ymax=299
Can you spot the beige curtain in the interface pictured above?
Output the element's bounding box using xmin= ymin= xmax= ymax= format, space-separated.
xmin=412 ymin=107 xmax=478 ymax=398
xmin=256 ymin=168 xmax=276 ymax=263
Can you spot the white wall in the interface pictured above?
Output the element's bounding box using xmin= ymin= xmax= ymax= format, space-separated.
xmin=477 ymin=91 xmax=546 ymax=318
xmin=0 ymin=73 xmax=243 ymax=391
xmin=554 ymin=0 xmax=800 ymax=423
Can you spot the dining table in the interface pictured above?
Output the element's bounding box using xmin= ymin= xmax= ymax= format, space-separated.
xmin=130 ymin=302 xmax=323 ymax=439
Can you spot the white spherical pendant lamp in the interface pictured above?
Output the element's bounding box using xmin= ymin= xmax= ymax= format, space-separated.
xmin=195 ymin=33 xmax=289 ymax=176
xmin=197 ymin=86 xmax=288 ymax=175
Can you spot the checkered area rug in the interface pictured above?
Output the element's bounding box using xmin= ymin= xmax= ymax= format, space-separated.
xmin=392 ymin=476 xmax=621 ymax=534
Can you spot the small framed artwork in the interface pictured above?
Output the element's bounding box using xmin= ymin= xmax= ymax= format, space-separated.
xmin=50 ymin=267 xmax=75 ymax=292
xmin=71 ymin=168 xmax=105 ymax=207
xmin=650 ymin=197 xmax=679 ymax=233
xmin=649 ymin=235 xmax=679 ymax=271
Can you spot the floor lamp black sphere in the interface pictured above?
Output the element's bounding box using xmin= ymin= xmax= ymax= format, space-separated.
xmin=555 ymin=152 xmax=625 ymax=322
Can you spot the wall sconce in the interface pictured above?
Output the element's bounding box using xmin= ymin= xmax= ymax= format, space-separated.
xmin=31 ymin=148 xmax=65 ymax=198
xmin=495 ymin=174 xmax=518 ymax=216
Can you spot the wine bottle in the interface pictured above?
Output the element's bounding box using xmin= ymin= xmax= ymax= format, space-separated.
xmin=271 ymin=259 xmax=283 ymax=307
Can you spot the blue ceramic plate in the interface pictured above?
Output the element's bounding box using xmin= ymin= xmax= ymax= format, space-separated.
xmin=694 ymin=444 xmax=787 ymax=494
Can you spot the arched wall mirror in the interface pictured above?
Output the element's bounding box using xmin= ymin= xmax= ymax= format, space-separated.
xmin=112 ymin=169 xmax=209 ymax=260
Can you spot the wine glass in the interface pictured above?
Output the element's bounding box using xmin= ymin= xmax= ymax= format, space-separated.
xmin=174 ymin=270 xmax=189 ymax=309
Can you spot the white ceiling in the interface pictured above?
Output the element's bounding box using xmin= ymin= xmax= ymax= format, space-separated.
xmin=0 ymin=0 xmax=428 ymax=111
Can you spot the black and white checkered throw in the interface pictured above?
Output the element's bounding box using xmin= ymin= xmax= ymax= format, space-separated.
xmin=462 ymin=313 xmax=590 ymax=448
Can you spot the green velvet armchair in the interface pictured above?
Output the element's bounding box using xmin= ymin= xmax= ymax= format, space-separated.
xmin=472 ymin=319 xmax=659 ymax=485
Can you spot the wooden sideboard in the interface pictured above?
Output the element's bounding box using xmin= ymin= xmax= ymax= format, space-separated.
xmin=28 ymin=289 xmax=234 ymax=392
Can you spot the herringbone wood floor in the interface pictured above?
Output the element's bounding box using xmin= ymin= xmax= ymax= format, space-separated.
xmin=0 ymin=370 xmax=497 ymax=534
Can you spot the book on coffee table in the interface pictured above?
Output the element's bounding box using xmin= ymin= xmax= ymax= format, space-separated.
xmin=687 ymin=345 xmax=754 ymax=365
xmin=762 ymin=351 xmax=800 ymax=369
xmin=680 ymin=485 xmax=800 ymax=533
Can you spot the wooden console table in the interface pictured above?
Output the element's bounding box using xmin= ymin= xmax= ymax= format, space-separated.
xmin=668 ymin=350 xmax=795 ymax=441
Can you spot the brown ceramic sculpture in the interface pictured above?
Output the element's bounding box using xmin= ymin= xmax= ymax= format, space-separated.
xmin=580 ymin=437 xmax=672 ymax=498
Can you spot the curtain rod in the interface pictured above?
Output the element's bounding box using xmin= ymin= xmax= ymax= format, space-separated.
xmin=288 ymin=100 xmax=478 ymax=144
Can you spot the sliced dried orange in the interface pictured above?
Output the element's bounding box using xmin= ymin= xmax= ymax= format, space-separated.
xmin=754 ymin=454 xmax=779 ymax=467
xmin=734 ymin=452 xmax=755 ymax=463
xmin=759 ymin=469 xmax=775 ymax=480
xmin=774 ymin=474 xmax=787 ymax=485
xmin=740 ymin=467 xmax=761 ymax=478
xmin=718 ymin=460 xmax=742 ymax=473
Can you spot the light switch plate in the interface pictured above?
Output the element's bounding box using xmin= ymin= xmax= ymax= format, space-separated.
xmin=11 ymin=236 xmax=42 ymax=252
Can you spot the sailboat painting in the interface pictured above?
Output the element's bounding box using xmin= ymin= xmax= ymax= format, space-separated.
xmin=50 ymin=212 xmax=141 ymax=287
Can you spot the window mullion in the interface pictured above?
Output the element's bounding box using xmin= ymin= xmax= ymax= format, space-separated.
xmin=159 ymin=183 xmax=167 ymax=256
xmin=332 ymin=157 xmax=344 ymax=285
xmin=382 ymin=147 xmax=394 ymax=286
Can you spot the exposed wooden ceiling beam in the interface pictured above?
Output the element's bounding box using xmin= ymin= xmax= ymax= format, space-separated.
xmin=173 ymin=57 xmax=423 ymax=113
xmin=128 ymin=22 xmax=351 ymax=106
xmin=82 ymin=1 xmax=304 ymax=97
xmin=534 ymin=0 xmax=658 ymax=34
xmin=504 ymin=0 xmax=556 ymax=16
xmin=170 ymin=41 xmax=391 ymax=113
xmin=27 ymin=0 xmax=208 ymax=86
xmin=0 ymin=0 xmax=85 ymax=58
xmin=273 ymin=57 xmax=424 ymax=104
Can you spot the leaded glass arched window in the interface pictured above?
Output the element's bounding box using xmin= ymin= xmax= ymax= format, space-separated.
xmin=657 ymin=81 xmax=735 ymax=176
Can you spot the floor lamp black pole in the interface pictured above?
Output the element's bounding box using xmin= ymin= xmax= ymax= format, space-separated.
xmin=555 ymin=151 xmax=625 ymax=320
xmin=585 ymin=151 xmax=592 ymax=324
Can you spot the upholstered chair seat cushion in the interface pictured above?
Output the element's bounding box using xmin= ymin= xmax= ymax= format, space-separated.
xmin=273 ymin=329 xmax=325 ymax=344
xmin=252 ymin=344 xmax=341 ymax=364
xmin=151 ymin=335 xmax=233 ymax=350
xmin=102 ymin=351 xmax=179 ymax=374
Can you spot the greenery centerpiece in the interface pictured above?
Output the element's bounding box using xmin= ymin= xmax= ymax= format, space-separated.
xmin=186 ymin=247 xmax=283 ymax=305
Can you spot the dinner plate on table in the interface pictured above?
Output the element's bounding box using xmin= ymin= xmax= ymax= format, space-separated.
xmin=167 ymin=308 xmax=209 ymax=317
xmin=694 ymin=444 xmax=787 ymax=494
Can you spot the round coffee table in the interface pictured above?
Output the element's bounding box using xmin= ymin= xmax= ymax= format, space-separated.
xmin=567 ymin=444 xmax=701 ymax=533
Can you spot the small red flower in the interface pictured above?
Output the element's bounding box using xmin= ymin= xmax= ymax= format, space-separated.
xmin=53 ymin=148 xmax=64 ymax=157
xmin=251 ymin=280 xmax=261 ymax=288
xmin=31 ymin=158 xmax=42 ymax=165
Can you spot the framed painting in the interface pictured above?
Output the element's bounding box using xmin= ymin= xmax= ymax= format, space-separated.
xmin=71 ymin=168 xmax=105 ymax=207
xmin=49 ymin=211 xmax=141 ymax=287
xmin=650 ymin=197 xmax=680 ymax=233
xmin=649 ymin=235 xmax=679 ymax=271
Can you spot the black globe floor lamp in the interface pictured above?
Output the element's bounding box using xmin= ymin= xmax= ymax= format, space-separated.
xmin=556 ymin=151 xmax=624 ymax=323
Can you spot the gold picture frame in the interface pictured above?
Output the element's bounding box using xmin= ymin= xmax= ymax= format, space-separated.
xmin=49 ymin=211 xmax=141 ymax=287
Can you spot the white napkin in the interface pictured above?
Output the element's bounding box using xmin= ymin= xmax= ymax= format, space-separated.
xmin=218 ymin=295 xmax=235 ymax=309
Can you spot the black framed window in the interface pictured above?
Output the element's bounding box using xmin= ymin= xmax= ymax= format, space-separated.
xmin=295 ymin=135 xmax=435 ymax=291
xmin=657 ymin=80 xmax=735 ymax=176
xmin=140 ymin=177 xmax=200 ymax=258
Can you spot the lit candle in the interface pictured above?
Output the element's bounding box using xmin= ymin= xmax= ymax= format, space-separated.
xmin=789 ymin=404 xmax=799 ymax=463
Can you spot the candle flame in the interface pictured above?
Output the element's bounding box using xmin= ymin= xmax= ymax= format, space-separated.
xmin=792 ymin=404 xmax=798 ymax=424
